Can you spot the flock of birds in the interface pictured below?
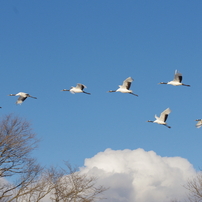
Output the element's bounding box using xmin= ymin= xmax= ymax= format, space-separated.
xmin=2 ymin=70 xmax=202 ymax=129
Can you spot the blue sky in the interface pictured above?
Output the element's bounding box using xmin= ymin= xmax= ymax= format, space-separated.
xmin=1 ymin=0 xmax=202 ymax=173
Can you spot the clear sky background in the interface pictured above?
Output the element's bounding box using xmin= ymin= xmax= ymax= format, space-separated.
xmin=1 ymin=1 xmax=202 ymax=201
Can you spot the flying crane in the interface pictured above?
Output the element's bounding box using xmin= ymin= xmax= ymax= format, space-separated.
xmin=147 ymin=108 xmax=171 ymax=128
xmin=8 ymin=92 xmax=37 ymax=104
xmin=61 ymin=83 xmax=91 ymax=95
xmin=108 ymin=77 xmax=138 ymax=96
xmin=159 ymin=70 xmax=190 ymax=87
xmin=195 ymin=119 xmax=202 ymax=128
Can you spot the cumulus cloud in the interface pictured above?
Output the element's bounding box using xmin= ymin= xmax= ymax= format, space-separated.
xmin=80 ymin=148 xmax=196 ymax=202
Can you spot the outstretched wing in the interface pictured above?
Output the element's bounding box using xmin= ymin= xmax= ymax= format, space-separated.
xmin=174 ymin=70 xmax=182 ymax=83
xmin=196 ymin=120 xmax=202 ymax=128
xmin=164 ymin=114 xmax=168 ymax=122
xmin=17 ymin=96 xmax=27 ymax=104
xmin=160 ymin=108 xmax=171 ymax=122
xmin=76 ymin=83 xmax=86 ymax=90
xmin=122 ymin=77 xmax=134 ymax=90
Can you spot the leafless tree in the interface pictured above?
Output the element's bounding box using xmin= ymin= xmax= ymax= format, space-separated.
xmin=0 ymin=115 xmax=107 ymax=202
xmin=13 ymin=166 xmax=56 ymax=202
xmin=0 ymin=114 xmax=48 ymax=201
xmin=50 ymin=162 xmax=107 ymax=202
xmin=0 ymin=114 xmax=38 ymax=178
xmin=184 ymin=171 xmax=202 ymax=202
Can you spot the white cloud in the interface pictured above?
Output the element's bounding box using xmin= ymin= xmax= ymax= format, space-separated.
xmin=80 ymin=148 xmax=196 ymax=202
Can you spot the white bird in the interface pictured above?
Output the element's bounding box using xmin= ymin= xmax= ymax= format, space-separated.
xmin=147 ymin=108 xmax=171 ymax=128
xmin=8 ymin=92 xmax=37 ymax=104
xmin=159 ymin=70 xmax=190 ymax=87
xmin=195 ymin=119 xmax=202 ymax=128
xmin=61 ymin=83 xmax=91 ymax=95
xmin=108 ymin=77 xmax=138 ymax=96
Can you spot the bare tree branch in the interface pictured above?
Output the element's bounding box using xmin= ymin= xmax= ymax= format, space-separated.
xmin=0 ymin=114 xmax=41 ymax=201
xmin=0 ymin=115 xmax=107 ymax=202
xmin=50 ymin=162 xmax=108 ymax=202
xmin=184 ymin=171 xmax=202 ymax=202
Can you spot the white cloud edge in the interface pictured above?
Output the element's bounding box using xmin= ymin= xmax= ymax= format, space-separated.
xmin=79 ymin=148 xmax=196 ymax=202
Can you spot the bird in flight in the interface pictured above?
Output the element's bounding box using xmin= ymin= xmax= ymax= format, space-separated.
xmin=108 ymin=77 xmax=138 ymax=96
xmin=159 ymin=70 xmax=190 ymax=87
xmin=147 ymin=108 xmax=171 ymax=128
xmin=61 ymin=83 xmax=91 ymax=95
xmin=8 ymin=92 xmax=37 ymax=104
xmin=195 ymin=119 xmax=202 ymax=128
